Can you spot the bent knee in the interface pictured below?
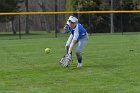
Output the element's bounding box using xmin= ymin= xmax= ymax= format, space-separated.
xmin=65 ymin=45 xmax=69 ymax=49
xmin=75 ymin=50 xmax=81 ymax=55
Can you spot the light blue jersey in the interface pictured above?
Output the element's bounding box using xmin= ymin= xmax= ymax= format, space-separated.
xmin=66 ymin=23 xmax=87 ymax=41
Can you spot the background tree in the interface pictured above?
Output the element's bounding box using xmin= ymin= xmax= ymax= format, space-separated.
xmin=0 ymin=0 xmax=24 ymax=22
xmin=73 ymin=0 xmax=105 ymax=34
xmin=0 ymin=0 xmax=24 ymax=34
xmin=73 ymin=0 xmax=140 ymax=33
xmin=114 ymin=0 xmax=140 ymax=32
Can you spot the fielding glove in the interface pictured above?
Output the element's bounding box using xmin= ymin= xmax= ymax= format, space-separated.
xmin=59 ymin=54 xmax=72 ymax=67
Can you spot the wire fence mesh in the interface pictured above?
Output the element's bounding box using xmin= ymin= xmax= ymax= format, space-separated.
xmin=0 ymin=11 xmax=140 ymax=40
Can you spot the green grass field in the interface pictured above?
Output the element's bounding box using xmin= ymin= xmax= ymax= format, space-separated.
xmin=0 ymin=33 xmax=140 ymax=93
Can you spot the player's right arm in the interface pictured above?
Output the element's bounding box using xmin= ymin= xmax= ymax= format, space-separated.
xmin=63 ymin=21 xmax=70 ymax=33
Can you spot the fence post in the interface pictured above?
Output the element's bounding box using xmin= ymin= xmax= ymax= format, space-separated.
xmin=55 ymin=0 xmax=58 ymax=38
xmin=18 ymin=14 xmax=21 ymax=39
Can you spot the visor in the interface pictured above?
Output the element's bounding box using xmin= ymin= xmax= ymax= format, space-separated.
xmin=68 ymin=16 xmax=78 ymax=23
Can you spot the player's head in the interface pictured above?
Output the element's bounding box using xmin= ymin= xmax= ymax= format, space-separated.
xmin=68 ymin=16 xmax=78 ymax=23
xmin=68 ymin=16 xmax=78 ymax=29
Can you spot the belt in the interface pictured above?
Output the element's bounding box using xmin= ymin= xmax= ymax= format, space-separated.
xmin=82 ymin=33 xmax=87 ymax=36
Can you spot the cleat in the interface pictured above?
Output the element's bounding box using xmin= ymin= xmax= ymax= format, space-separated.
xmin=77 ymin=63 xmax=82 ymax=68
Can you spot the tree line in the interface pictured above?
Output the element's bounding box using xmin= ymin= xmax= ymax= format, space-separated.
xmin=0 ymin=0 xmax=140 ymax=34
xmin=71 ymin=0 xmax=140 ymax=33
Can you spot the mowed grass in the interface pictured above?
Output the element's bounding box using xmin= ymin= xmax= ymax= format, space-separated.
xmin=0 ymin=33 xmax=140 ymax=93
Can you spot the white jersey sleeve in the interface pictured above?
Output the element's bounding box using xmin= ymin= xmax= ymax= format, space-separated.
xmin=73 ymin=24 xmax=79 ymax=41
xmin=66 ymin=34 xmax=73 ymax=46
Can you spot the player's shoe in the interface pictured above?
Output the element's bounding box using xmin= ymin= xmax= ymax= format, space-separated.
xmin=77 ymin=63 xmax=82 ymax=68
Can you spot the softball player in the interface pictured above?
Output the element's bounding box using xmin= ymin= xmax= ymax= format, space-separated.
xmin=64 ymin=16 xmax=88 ymax=68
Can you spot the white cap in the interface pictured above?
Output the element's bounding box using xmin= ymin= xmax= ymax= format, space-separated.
xmin=68 ymin=16 xmax=78 ymax=23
